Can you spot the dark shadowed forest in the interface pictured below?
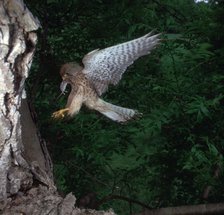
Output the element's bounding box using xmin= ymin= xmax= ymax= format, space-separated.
xmin=25 ymin=0 xmax=224 ymax=214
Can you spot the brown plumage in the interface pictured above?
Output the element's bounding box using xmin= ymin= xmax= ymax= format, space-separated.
xmin=52 ymin=32 xmax=160 ymax=123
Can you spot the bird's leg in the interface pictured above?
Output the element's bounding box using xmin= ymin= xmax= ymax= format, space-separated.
xmin=52 ymin=108 xmax=69 ymax=119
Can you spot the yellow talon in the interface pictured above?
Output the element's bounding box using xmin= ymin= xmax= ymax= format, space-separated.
xmin=52 ymin=108 xmax=69 ymax=119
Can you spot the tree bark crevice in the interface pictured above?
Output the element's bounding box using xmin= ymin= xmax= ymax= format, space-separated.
xmin=0 ymin=0 xmax=55 ymax=211
xmin=0 ymin=1 xmax=116 ymax=214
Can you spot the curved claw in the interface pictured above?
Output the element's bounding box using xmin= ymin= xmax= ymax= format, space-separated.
xmin=52 ymin=108 xmax=69 ymax=119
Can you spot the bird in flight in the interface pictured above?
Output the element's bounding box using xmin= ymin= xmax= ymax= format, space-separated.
xmin=52 ymin=32 xmax=160 ymax=123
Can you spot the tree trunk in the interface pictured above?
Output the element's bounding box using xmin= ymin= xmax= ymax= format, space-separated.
xmin=1 ymin=1 xmax=224 ymax=215
xmin=0 ymin=0 xmax=115 ymax=214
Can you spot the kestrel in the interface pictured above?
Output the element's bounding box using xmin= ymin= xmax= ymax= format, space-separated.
xmin=52 ymin=32 xmax=160 ymax=123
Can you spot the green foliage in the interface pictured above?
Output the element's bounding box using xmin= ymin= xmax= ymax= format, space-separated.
xmin=26 ymin=0 xmax=224 ymax=214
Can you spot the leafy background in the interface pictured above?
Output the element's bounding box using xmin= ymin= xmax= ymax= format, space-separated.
xmin=26 ymin=0 xmax=224 ymax=214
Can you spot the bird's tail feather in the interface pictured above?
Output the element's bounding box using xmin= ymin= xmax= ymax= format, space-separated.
xmin=95 ymin=99 xmax=141 ymax=123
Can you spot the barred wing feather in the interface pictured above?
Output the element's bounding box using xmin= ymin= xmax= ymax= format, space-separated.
xmin=82 ymin=32 xmax=160 ymax=95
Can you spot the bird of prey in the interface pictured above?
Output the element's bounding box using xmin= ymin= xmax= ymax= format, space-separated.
xmin=52 ymin=32 xmax=160 ymax=123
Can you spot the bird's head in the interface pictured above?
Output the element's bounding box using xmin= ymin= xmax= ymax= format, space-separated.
xmin=59 ymin=62 xmax=82 ymax=94
xmin=60 ymin=62 xmax=82 ymax=80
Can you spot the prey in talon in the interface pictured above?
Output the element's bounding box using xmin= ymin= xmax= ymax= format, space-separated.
xmin=52 ymin=79 xmax=69 ymax=119
xmin=52 ymin=32 xmax=160 ymax=123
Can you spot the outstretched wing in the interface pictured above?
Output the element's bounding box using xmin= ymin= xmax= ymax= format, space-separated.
xmin=82 ymin=32 xmax=160 ymax=95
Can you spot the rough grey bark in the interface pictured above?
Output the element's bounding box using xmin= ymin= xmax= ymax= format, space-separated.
xmin=2 ymin=1 xmax=223 ymax=215
xmin=0 ymin=0 xmax=115 ymax=214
